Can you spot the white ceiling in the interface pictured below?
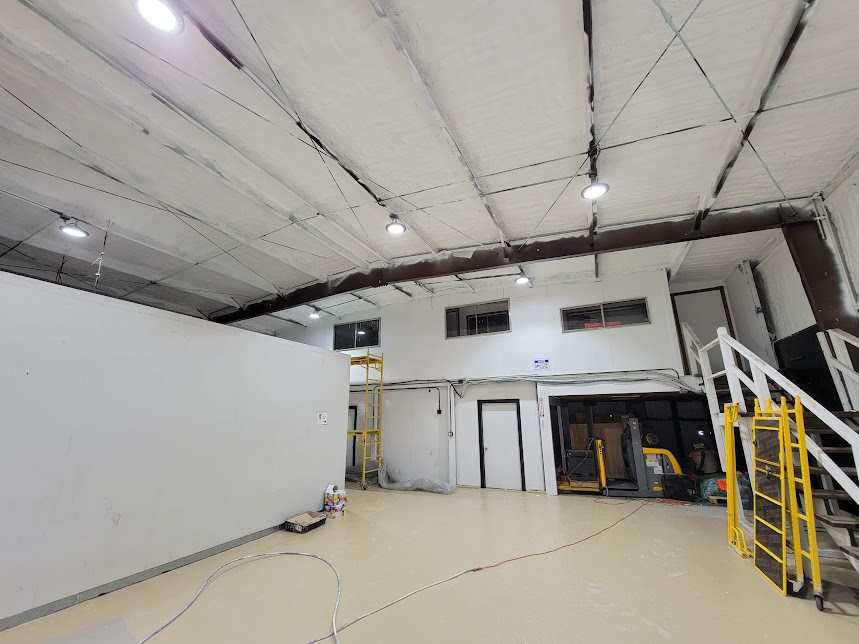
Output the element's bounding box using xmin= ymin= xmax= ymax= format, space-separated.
xmin=0 ymin=0 xmax=855 ymax=321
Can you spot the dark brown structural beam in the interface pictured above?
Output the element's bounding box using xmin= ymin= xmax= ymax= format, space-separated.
xmin=783 ymin=221 xmax=859 ymax=336
xmin=213 ymin=201 xmax=814 ymax=323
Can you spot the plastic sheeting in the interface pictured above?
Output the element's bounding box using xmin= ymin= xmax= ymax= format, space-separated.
xmin=378 ymin=462 xmax=456 ymax=494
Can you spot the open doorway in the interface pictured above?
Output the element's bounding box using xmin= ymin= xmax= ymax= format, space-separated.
xmin=672 ymin=287 xmax=734 ymax=374
xmin=549 ymin=394 xmax=717 ymax=495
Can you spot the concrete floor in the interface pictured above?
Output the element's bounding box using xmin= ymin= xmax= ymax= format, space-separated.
xmin=2 ymin=486 xmax=858 ymax=643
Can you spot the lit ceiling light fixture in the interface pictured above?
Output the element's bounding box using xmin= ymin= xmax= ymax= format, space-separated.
xmin=357 ymin=330 xmax=366 ymax=335
xmin=133 ymin=0 xmax=184 ymax=34
xmin=308 ymin=309 xmax=321 ymax=319
xmin=515 ymin=273 xmax=530 ymax=285
xmin=59 ymin=219 xmax=89 ymax=238
xmin=386 ymin=215 xmax=406 ymax=235
xmin=581 ymin=181 xmax=609 ymax=200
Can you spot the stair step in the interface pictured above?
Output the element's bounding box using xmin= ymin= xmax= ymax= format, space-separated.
xmin=805 ymin=426 xmax=853 ymax=435
xmin=800 ymin=465 xmax=858 ymax=477
xmin=832 ymin=411 xmax=859 ymax=419
xmin=817 ymin=514 xmax=859 ymax=529
xmin=812 ymin=489 xmax=853 ymax=501
xmin=804 ymin=423 xmax=859 ymax=434
xmin=841 ymin=546 xmax=859 ymax=561
xmin=821 ymin=446 xmax=856 ymax=454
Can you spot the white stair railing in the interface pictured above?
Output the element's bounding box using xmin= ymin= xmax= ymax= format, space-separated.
xmin=818 ymin=328 xmax=859 ymax=412
xmin=682 ymin=323 xmax=859 ymax=506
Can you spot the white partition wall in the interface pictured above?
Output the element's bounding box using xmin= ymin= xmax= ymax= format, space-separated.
xmin=0 ymin=272 xmax=350 ymax=622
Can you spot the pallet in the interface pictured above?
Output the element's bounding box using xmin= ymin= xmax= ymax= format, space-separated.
xmin=557 ymin=480 xmax=601 ymax=493
xmin=707 ymin=495 xmax=728 ymax=505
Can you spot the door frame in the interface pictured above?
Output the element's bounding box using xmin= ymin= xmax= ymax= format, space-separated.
xmin=477 ymin=399 xmax=526 ymax=491
xmin=348 ymin=405 xmax=358 ymax=466
xmin=671 ymin=286 xmax=736 ymax=375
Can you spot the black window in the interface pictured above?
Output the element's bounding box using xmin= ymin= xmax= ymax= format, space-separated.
xmin=561 ymin=304 xmax=604 ymax=331
xmin=561 ymin=298 xmax=649 ymax=332
xmin=446 ymin=300 xmax=510 ymax=338
xmin=333 ymin=319 xmax=380 ymax=350
xmin=603 ymin=299 xmax=649 ymax=327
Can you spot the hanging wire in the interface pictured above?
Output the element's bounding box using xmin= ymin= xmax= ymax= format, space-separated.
xmin=55 ymin=249 xmax=68 ymax=285
xmin=92 ymin=220 xmax=111 ymax=292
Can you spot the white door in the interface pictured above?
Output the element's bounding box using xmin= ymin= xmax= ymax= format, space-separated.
xmin=480 ymin=402 xmax=523 ymax=490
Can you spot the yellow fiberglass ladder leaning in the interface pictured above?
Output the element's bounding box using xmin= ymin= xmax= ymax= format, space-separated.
xmin=348 ymin=351 xmax=384 ymax=489
xmin=724 ymin=403 xmax=751 ymax=559
xmin=747 ymin=397 xmax=824 ymax=610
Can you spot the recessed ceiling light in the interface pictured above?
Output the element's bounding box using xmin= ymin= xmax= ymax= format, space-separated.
xmin=308 ymin=310 xmax=321 ymax=319
xmin=386 ymin=215 xmax=406 ymax=235
xmin=515 ymin=275 xmax=530 ymax=285
xmin=59 ymin=220 xmax=89 ymax=238
xmin=581 ymin=182 xmax=609 ymax=200
xmin=133 ymin=0 xmax=183 ymax=34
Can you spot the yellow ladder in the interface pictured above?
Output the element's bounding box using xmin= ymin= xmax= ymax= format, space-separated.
xmin=724 ymin=403 xmax=751 ymax=558
xmin=783 ymin=397 xmax=824 ymax=611
xmin=348 ymin=351 xmax=384 ymax=489
xmin=747 ymin=398 xmax=823 ymax=609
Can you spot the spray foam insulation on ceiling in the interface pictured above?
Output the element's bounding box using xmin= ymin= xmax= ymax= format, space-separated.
xmin=1 ymin=0 xmax=858 ymax=321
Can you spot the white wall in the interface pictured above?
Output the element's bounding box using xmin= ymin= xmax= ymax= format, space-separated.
xmin=0 ymin=272 xmax=350 ymax=621
xmin=349 ymin=387 xmax=450 ymax=484
xmin=295 ymin=271 xmax=684 ymax=381
xmin=753 ymin=241 xmax=816 ymax=341
xmin=454 ymin=382 xmax=544 ymax=491
xmin=288 ymin=271 xmax=684 ymax=490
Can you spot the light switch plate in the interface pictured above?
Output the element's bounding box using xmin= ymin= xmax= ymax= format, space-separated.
xmin=316 ymin=411 xmax=328 ymax=425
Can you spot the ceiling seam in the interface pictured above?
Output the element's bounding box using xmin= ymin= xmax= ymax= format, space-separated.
xmin=117 ymin=37 xmax=389 ymax=264
xmin=368 ymin=0 xmax=510 ymax=248
xmin=188 ymin=0 xmax=430 ymax=255
xmin=0 ymin=185 xmax=287 ymax=302
xmin=516 ymin=0 xmax=706 ymax=249
xmin=359 ymin=81 xmax=858 ymax=212
xmin=8 ymin=2 xmax=362 ymax=277
xmin=650 ymin=0 xmax=818 ymax=226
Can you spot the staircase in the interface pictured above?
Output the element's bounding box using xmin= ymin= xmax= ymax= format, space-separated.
xmin=803 ymin=410 xmax=859 ymax=565
xmin=681 ymin=324 xmax=859 ymax=575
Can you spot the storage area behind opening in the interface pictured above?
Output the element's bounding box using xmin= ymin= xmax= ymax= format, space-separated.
xmin=549 ymin=394 xmax=719 ymax=497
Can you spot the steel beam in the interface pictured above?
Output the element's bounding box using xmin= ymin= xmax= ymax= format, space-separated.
xmin=213 ymin=200 xmax=814 ymax=323
xmin=783 ymin=220 xmax=859 ymax=337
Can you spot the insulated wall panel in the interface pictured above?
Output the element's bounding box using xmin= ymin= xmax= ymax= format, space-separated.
xmin=0 ymin=272 xmax=350 ymax=621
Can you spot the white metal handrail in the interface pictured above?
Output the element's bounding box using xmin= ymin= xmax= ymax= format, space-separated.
xmin=818 ymin=328 xmax=859 ymax=412
xmin=680 ymin=322 xmax=726 ymax=468
xmin=683 ymin=323 xmax=859 ymax=506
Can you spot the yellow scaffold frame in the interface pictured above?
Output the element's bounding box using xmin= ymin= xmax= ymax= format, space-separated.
xmin=752 ymin=398 xmax=789 ymax=595
xmin=348 ymin=350 xmax=384 ymax=489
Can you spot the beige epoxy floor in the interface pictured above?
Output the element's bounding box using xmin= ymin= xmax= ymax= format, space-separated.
xmin=3 ymin=487 xmax=859 ymax=643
